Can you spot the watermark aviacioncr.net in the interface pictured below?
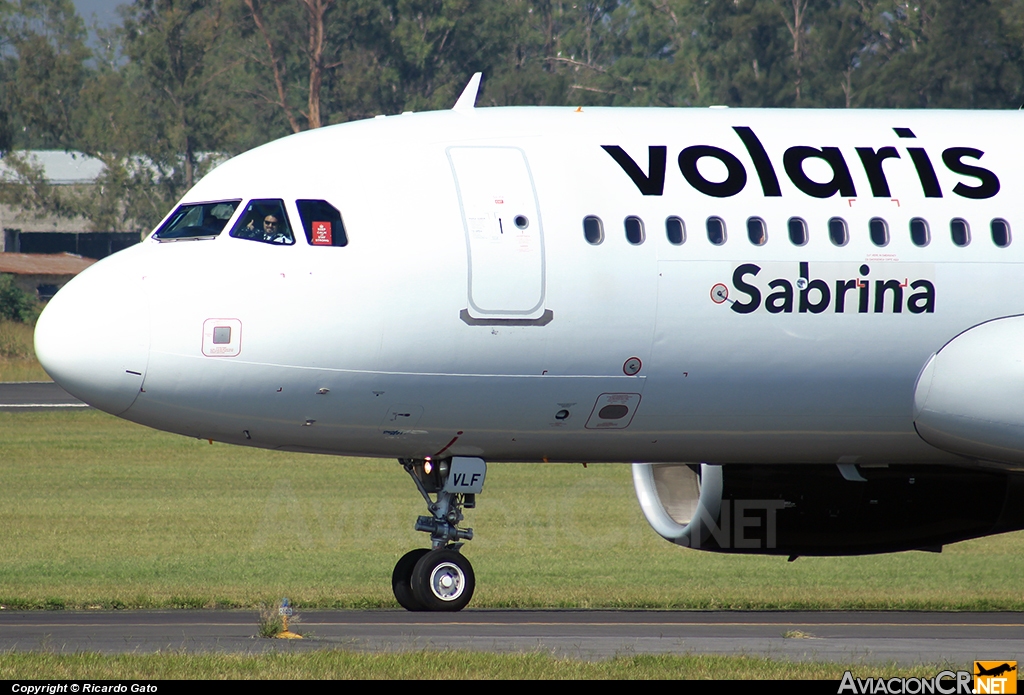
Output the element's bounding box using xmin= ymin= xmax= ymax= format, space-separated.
xmin=838 ymin=663 xmax=1018 ymax=695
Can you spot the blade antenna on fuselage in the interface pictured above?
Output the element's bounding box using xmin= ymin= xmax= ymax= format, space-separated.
xmin=453 ymin=73 xmax=483 ymax=112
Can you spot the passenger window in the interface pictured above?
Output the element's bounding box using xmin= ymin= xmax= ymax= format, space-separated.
xmin=951 ymin=218 xmax=970 ymax=247
xmin=583 ymin=216 xmax=604 ymax=245
xmin=788 ymin=217 xmax=808 ymax=246
xmin=747 ymin=217 xmax=767 ymax=246
xmin=991 ymin=219 xmax=1011 ymax=248
xmin=909 ymin=218 xmax=929 ymax=247
xmin=153 ymin=200 xmax=240 ymax=241
xmin=625 ymin=216 xmax=645 ymax=245
xmin=297 ymin=199 xmax=348 ymax=247
xmin=665 ymin=216 xmax=685 ymax=245
xmin=869 ymin=218 xmax=889 ymax=247
xmin=230 ymin=199 xmax=295 ymax=245
xmin=828 ymin=217 xmax=849 ymax=247
xmin=706 ymin=217 xmax=726 ymax=245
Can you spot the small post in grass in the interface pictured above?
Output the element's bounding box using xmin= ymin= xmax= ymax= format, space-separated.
xmin=276 ymin=597 xmax=302 ymax=639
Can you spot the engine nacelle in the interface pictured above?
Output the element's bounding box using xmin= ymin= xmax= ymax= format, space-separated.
xmin=632 ymin=462 xmax=1024 ymax=555
xmin=914 ymin=315 xmax=1024 ymax=464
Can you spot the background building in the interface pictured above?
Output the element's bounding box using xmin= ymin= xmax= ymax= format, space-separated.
xmin=0 ymin=252 xmax=96 ymax=300
xmin=0 ymin=151 xmax=140 ymax=259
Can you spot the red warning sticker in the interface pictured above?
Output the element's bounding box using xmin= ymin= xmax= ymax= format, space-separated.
xmin=312 ymin=221 xmax=332 ymax=245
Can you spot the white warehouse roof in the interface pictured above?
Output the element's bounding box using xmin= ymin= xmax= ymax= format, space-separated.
xmin=0 ymin=150 xmax=105 ymax=185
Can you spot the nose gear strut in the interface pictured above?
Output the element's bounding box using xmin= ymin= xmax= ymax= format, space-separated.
xmin=402 ymin=457 xmax=475 ymax=547
xmin=391 ymin=457 xmax=486 ymax=611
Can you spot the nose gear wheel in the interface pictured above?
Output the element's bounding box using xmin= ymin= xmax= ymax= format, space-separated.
xmin=411 ymin=549 xmax=475 ymax=611
xmin=391 ymin=548 xmax=430 ymax=611
xmin=391 ymin=458 xmax=480 ymax=611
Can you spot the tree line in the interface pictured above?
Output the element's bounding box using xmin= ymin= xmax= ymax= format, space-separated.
xmin=1 ymin=0 xmax=1022 ymax=233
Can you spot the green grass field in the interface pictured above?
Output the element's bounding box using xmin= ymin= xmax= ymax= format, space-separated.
xmin=0 ymin=320 xmax=48 ymax=382
xmin=0 ymin=651 xmax=951 ymax=680
xmin=3 ymin=409 xmax=1024 ymax=611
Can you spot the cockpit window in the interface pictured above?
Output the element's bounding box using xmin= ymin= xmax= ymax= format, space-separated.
xmin=296 ymin=199 xmax=348 ymax=247
xmin=153 ymin=200 xmax=240 ymax=241
xmin=230 ymin=199 xmax=295 ymax=245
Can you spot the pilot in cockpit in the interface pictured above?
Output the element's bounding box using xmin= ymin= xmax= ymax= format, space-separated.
xmin=236 ymin=212 xmax=290 ymax=244
xmin=258 ymin=214 xmax=289 ymax=244
xmin=230 ymin=200 xmax=295 ymax=245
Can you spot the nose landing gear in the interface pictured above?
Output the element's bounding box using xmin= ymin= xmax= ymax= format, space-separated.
xmin=391 ymin=548 xmax=430 ymax=611
xmin=392 ymin=457 xmax=486 ymax=612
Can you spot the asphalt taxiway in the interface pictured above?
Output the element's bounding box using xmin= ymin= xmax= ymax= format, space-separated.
xmin=0 ymin=381 xmax=85 ymax=409
xmin=0 ymin=610 xmax=1020 ymax=665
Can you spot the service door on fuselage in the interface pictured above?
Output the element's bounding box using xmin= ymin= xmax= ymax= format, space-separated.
xmin=448 ymin=147 xmax=547 ymax=321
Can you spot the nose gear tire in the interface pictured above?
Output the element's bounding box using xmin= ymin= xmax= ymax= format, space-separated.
xmin=410 ymin=549 xmax=475 ymax=611
xmin=392 ymin=548 xmax=430 ymax=611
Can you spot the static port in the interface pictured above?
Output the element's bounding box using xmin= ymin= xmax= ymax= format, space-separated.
xmin=514 ymin=215 xmax=529 ymax=229
xmin=555 ymin=409 xmax=570 ymax=420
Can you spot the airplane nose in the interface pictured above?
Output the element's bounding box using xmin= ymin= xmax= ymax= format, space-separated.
xmin=34 ymin=258 xmax=150 ymax=416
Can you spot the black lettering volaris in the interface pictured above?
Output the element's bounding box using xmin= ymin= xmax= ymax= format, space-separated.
xmin=603 ymin=126 xmax=999 ymax=200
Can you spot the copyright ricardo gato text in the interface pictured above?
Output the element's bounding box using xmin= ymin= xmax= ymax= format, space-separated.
xmin=12 ymin=686 xmax=157 ymax=694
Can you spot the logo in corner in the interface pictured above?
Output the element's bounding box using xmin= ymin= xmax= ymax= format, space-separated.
xmin=975 ymin=661 xmax=1017 ymax=694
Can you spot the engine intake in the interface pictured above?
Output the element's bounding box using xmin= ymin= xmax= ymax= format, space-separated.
xmin=632 ymin=462 xmax=1024 ymax=555
xmin=915 ymin=315 xmax=1024 ymax=464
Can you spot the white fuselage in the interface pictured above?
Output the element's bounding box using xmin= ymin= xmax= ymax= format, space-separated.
xmin=35 ymin=106 xmax=1024 ymax=465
